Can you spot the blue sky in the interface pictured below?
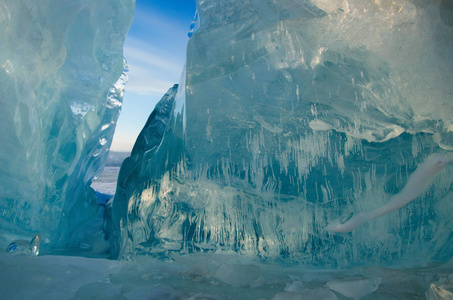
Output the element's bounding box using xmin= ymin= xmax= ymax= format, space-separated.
xmin=111 ymin=0 xmax=196 ymax=151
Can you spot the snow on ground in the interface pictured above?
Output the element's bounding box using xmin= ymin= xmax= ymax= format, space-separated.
xmin=1 ymin=252 xmax=453 ymax=299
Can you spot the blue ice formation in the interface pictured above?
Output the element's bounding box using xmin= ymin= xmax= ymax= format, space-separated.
xmin=0 ymin=0 xmax=134 ymax=248
xmin=111 ymin=84 xmax=178 ymax=256
xmin=112 ymin=0 xmax=453 ymax=268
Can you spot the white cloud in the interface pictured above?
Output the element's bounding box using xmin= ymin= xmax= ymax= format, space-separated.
xmin=124 ymin=42 xmax=183 ymax=75
xmin=125 ymin=62 xmax=179 ymax=95
xmin=132 ymin=9 xmax=192 ymax=39
xmin=123 ymin=38 xmax=186 ymax=96
xmin=112 ymin=7 xmax=192 ymax=151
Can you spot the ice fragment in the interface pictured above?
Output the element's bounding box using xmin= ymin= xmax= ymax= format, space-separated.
xmin=327 ymin=278 xmax=381 ymax=300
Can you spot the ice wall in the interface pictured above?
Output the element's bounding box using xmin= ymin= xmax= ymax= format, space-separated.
xmin=0 ymin=0 xmax=134 ymax=248
xmin=113 ymin=0 xmax=453 ymax=267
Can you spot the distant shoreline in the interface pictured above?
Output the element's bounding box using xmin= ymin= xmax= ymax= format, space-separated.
xmin=105 ymin=151 xmax=130 ymax=167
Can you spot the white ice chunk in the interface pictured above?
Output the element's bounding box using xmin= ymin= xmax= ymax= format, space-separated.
xmin=426 ymin=283 xmax=453 ymax=300
xmin=326 ymin=154 xmax=453 ymax=233
xmin=327 ymin=277 xmax=381 ymax=299
xmin=213 ymin=263 xmax=261 ymax=287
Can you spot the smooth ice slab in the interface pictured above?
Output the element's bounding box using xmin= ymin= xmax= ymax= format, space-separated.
xmin=327 ymin=278 xmax=381 ymax=299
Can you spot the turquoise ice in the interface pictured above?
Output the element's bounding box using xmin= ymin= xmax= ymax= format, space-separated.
xmin=1 ymin=0 xmax=453 ymax=298
xmin=0 ymin=0 xmax=134 ymax=248
xmin=112 ymin=0 xmax=453 ymax=268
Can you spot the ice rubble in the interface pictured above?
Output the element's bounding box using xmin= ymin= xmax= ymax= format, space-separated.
xmin=0 ymin=0 xmax=134 ymax=248
xmin=113 ymin=0 xmax=453 ymax=268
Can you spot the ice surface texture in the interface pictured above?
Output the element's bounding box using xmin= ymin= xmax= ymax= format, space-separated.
xmin=0 ymin=0 xmax=134 ymax=248
xmin=325 ymin=153 xmax=453 ymax=232
xmin=112 ymin=84 xmax=178 ymax=256
xmin=113 ymin=0 xmax=453 ymax=267
xmin=2 ymin=252 xmax=452 ymax=299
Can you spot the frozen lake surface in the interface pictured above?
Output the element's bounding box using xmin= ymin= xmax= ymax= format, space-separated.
xmin=91 ymin=167 xmax=121 ymax=197
xmin=1 ymin=252 xmax=453 ymax=299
